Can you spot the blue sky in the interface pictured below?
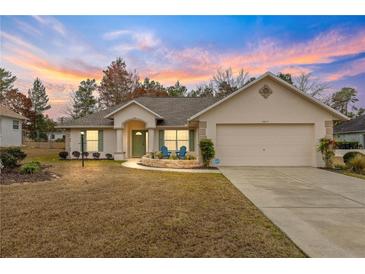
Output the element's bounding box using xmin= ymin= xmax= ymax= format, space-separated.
xmin=1 ymin=16 xmax=364 ymax=118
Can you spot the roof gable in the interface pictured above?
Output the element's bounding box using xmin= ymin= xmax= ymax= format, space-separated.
xmin=0 ymin=105 xmax=26 ymax=120
xmin=104 ymin=100 xmax=163 ymax=119
xmin=189 ymin=72 xmax=349 ymax=121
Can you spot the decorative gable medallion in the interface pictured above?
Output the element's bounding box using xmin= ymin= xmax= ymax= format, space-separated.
xmin=259 ymin=85 xmax=273 ymax=99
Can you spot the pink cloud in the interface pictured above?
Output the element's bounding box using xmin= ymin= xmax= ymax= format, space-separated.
xmin=219 ymin=29 xmax=365 ymax=77
xmin=3 ymin=48 xmax=102 ymax=84
xmin=325 ymin=58 xmax=365 ymax=81
xmin=3 ymin=24 xmax=365 ymax=118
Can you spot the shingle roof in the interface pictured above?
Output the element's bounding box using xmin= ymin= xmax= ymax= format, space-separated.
xmin=334 ymin=115 xmax=365 ymax=134
xmin=0 ymin=105 xmax=26 ymax=120
xmin=59 ymin=96 xmax=219 ymax=128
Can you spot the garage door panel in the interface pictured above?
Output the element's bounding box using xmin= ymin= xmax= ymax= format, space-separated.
xmin=216 ymin=124 xmax=314 ymax=166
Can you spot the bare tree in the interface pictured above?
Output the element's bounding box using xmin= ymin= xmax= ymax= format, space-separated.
xmin=294 ymin=72 xmax=329 ymax=98
xmin=211 ymin=68 xmax=249 ymax=97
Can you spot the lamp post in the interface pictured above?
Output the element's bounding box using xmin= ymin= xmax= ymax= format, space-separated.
xmin=81 ymin=131 xmax=85 ymax=167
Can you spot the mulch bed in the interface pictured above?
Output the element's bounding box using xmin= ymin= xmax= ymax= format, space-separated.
xmin=1 ymin=165 xmax=60 ymax=185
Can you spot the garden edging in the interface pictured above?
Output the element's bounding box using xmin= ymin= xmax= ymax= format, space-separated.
xmin=141 ymin=156 xmax=201 ymax=169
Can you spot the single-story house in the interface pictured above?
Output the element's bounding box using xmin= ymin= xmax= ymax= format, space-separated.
xmin=47 ymin=130 xmax=66 ymax=141
xmin=334 ymin=114 xmax=365 ymax=148
xmin=58 ymin=72 xmax=348 ymax=167
xmin=0 ymin=105 xmax=27 ymax=147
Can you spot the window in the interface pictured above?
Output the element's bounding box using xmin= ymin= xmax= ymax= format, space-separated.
xmin=164 ymin=130 xmax=189 ymax=151
xmin=12 ymin=120 xmax=19 ymax=130
xmin=86 ymin=130 xmax=98 ymax=152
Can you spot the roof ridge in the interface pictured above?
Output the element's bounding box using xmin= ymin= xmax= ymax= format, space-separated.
xmin=136 ymin=96 xmax=215 ymax=99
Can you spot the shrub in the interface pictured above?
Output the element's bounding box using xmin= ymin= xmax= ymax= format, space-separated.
xmin=169 ymin=152 xmax=178 ymax=160
xmin=59 ymin=151 xmax=69 ymax=159
xmin=317 ymin=138 xmax=335 ymax=168
xmin=199 ymin=138 xmax=215 ymax=167
xmin=348 ymin=155 xmax=365 ymax=174
xmin=72 ymin=151 xmax=80 ymax=159
xmin=343 ymin=151 xmax=364 ymax=164
xmin=20 ymin=161 xmax=41 ymax=174
xmin=82 ymin=152 xmax=89 ymax=158
xmin=185 ymin=152 xmax=196 ymax=160
xmin=154 ymin=151 xmax=163 ymax=159
xmin=2 ymin=147 xmax=27 ymax=161
xmin=0 ymin=152 xmax=17 ymax=169
xmin=92 ymin=152 xmax=100 ymax=159
xmin=105 ymin=153 xmax=113 ymax=160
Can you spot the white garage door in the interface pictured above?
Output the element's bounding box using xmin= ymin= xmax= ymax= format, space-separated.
xmin=216 ymin=124 xmax=314 ymax=166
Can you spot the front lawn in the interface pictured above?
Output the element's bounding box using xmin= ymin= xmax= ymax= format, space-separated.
xmin=0 ymin=148 xmax=305 ymax=257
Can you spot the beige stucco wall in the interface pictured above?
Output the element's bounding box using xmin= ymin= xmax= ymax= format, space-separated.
xmin=196 ymin=77 xmax=338 ymax=167
xmin=111 ymin=103 xmax=158 ymax=160
xmin=69 ymin=128 xmax=116 ymax=159
xmin=112 ymin=103 xmax=157 ymax=129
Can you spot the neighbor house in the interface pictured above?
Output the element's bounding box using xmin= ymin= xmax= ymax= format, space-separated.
xmin=47 ymin=130 xmax=66 ymax=141
xmin=0 ymin=105 xmax=27 ymax=147
xmin=58 ymin=72 xmax=348 ymax=167
xmin=334 ymin=114 xmax=365 ymax=148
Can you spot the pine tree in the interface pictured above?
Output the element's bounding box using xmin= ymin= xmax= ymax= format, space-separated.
xmin=0 ymin=67 xmax=17 ymax=101
xmin=140 ymin=78 xmax=166 ymax=92
xmin=276 ymin=72 xmax=293 ymax=85
xmin=98 ymin=57 xmax=138 ymax=107
xmin=188 ymin=84 xmax=214 ymax=97
xmin=330 ymin=87 xmax=359 ymax=116
xmin=28 ymin=78 xmax=51 ymax=140
xmin=167 ymin=81 xmax=187 ymax=97
xmin=71 ymin=79 xmax=97 ymax=119
xmin=28 ymin=78 xmax=51 ymax=114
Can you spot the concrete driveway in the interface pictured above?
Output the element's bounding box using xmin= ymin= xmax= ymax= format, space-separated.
xmin=219 ymin=167 xmax=365 ymax=257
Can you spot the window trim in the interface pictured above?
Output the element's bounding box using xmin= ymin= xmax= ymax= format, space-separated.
xmin=163 ymin=129 xmax=189 ymax=151
xmin=85 ymin=130 xmax=99 ymax=152
xmin=12 ymin=120 xmax=19 ymax=130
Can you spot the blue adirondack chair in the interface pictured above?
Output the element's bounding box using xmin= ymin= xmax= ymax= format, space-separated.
xmin=160 ymin=146 xmax=170 ymax=158
xmin=178 ymin=146 xmax=187 ymax=159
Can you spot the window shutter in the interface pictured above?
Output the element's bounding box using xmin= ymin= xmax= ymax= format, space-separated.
xmin=98 ymin=130 xmax=104 ymax=152
xmin=159 ymin=130 xmax=164 ymax=150
xmin=189 ymin=129 xmax=195 ymax=151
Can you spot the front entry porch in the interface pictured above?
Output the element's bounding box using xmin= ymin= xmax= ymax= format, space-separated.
xmin=114 ymin=119 xmax=155 ymax=160
xmin=131 ymin=130 xmax=148 ymax=157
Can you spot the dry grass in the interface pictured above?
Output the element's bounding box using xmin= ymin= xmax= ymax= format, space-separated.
xmin=1 ymin=148 xmax=305 ymax=257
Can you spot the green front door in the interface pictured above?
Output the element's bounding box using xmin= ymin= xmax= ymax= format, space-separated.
xmin=132 ymin=130 xmax=147 ymax=157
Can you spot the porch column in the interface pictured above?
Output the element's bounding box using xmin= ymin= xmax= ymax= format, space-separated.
xmin=148 ymin=128 xmax=155 ymax=153
xmin=325 ymin=120 xmax=334 ymax=139
xmin=114 ymin=128 xmax=124 ymax=160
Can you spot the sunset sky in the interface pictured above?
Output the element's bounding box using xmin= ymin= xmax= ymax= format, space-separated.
xmin=1 ymin=15 xmax=365 ymax=118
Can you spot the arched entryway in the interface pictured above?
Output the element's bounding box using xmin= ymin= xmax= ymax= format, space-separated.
xmin=124 ymin=119 xmax=147 ymax=158
xmin=113 ymin=118 xmax=156 ymax=160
